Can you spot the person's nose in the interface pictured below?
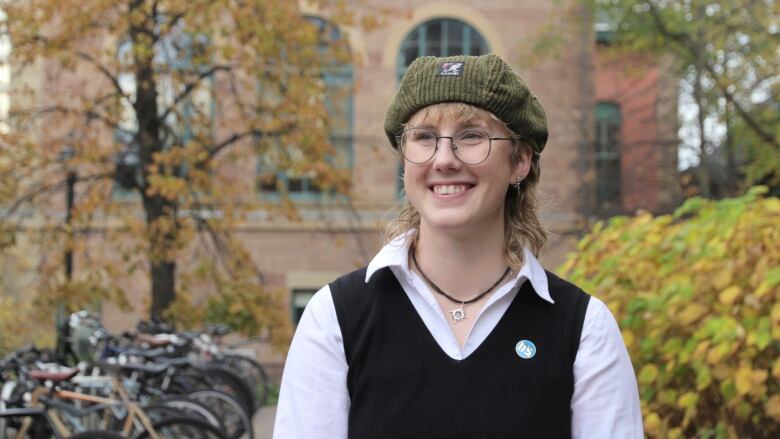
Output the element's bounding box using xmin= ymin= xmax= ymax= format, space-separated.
xmin=432 ymin=137 xmax=461 ymax=171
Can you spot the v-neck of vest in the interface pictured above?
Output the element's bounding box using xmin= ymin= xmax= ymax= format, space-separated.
xmin=389 ymin=269 xmax=535 ymax=363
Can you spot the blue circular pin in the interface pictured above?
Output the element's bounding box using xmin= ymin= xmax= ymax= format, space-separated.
xmin=515 ymin=340 xmax=536 ymax=359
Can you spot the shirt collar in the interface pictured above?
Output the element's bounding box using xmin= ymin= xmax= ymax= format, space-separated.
xmin=365 ymin=230 xmax=553 ymax=304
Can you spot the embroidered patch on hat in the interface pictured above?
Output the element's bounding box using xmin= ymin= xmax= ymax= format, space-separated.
xmin=515 ymin=339 xmax=537 ymax=359
xmin=438 ymin=62 xmax=464 ymax=76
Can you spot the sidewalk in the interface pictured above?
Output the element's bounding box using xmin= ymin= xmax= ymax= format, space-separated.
xmin=252 ymin=405 xmax=276 ymax=438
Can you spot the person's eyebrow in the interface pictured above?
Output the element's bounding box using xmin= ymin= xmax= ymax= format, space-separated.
xmin=407 ymin=121 xmax=437 ymax=130
xmin=458 ymin=120 xmax=490 ymax=130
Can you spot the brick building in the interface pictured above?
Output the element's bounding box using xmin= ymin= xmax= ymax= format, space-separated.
xmin=3 ymin=1 xmax=679 ymax=376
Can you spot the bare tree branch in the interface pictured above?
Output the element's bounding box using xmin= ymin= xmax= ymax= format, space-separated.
xmin=703 ymin=60 xmax=780 ymax=150
xmin=75 ymin=50 xmax=133 ymax=107
xmin=207 ymin=127 xmax=288 ymax=160
xmin=1 ymin=171 xmax=114 ymax=221
xmin=158 ymin=64 xmax=232 ymax=124
xmin=25 ymin=105 xmax=133 ymax=136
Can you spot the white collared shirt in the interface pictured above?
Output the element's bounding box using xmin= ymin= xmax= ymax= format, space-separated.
xmin=274 ymin=234 xmax=644 ymax=438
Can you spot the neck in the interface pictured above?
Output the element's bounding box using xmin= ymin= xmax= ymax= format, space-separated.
xmin=413 ymin=221 xmax=508 ymax=301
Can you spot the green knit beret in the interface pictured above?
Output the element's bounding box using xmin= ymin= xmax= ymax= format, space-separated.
xmin=384 ymin=53 xmax=548 ymax=154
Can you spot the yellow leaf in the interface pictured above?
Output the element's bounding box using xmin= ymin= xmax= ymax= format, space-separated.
xmin=696 ymin=367 xmax=712 ymax=391
xmin=693 ymin=340 xmax=710 ymax=360
xmin=718 ymin=285 xmax=742 ymax=305
xmin=766 ymin=395 xmax=780 ymax=422
xmin=644 ymin=412 xmax=661 ymax=436
xmin=772 ymin=358 xmax=780 ymax=380
xmin=735 ymin=365 xmax=753 ymax=396
xmin=638 ymin=364 xmax=659 ymax=384
xmin=754 ymin=280 xmax=773 ymax=298
xmin=712 ymin=364 xmax=732 ymax=380
xmin=764 ymin=197 xmax=780 ymax=211
xmin=678 ymin=391 xmax=698 ymax=409
xmin=659 ymin=389 xmax=678 ymax=405
xmin=706 ymin=342 xmax=730 ymax=365
xmin=678 ymin=302 xmax=708 ymax=325
xmin=712 ymin=269 xmax=733 ymax=290
xmin=752 ymin=369 xmax=768 ymax=385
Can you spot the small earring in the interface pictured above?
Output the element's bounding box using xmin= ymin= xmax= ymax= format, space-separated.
xmin=513 ymin=176 xmax=522 ymax=191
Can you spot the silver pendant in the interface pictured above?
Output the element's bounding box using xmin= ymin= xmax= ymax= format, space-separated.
xmin=450 ymin=305 xmax=466 ymax=323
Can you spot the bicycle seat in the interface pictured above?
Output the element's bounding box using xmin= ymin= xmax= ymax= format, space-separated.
xmin=137 ymin=333 xmax=174 ymax=348
xmin=28 ymin=368 xmax=79 ymax=383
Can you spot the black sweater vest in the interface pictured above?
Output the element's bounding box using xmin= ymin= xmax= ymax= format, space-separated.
xmin=330 ymin=267 xmax=591 ymax=439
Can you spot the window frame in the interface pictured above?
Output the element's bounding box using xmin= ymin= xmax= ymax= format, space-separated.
xmin=594 ymin=102 xmax=623 ymax=210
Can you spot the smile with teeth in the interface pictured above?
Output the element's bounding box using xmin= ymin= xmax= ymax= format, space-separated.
xmin=432 ymin=184 xmax=470 ymax=195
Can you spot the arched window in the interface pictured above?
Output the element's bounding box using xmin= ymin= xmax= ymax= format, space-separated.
xmin=396 ymin=19 xmax=490 ymax=194
xmin=257 ymin=17 xmax=353 ymax=200
xmin=398 ymin=19 xmax=489 ymax=79
xmin=595 ymin=102 xmax=622 ymax=210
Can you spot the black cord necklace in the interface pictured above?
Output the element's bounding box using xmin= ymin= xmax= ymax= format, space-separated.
xmin=411 ymin=249 xmax=511 ymax=323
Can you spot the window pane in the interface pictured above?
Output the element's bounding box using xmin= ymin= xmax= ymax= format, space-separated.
xmin=425 ymin=21 xmax=442 ymax=57
xmin=469 ymin=31 xmax=488 ymax=55
xmin=288 ymin=177 xmax=304 ymax=193
xmin=258 ymin=173 xmax=277 ymax=192
xmin=292 ymin=289 xmax=316 ymax=325
xmin=594 ymin=102 xmax=622 ymax=207
xmin=447 ymin=20 xmax=464 ymax=55
xmin=401 ymin=28 xmax=420 ymax=68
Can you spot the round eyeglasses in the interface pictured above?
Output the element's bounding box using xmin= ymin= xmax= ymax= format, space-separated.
xmin=398 ymin=128 xmax=515 ymax=165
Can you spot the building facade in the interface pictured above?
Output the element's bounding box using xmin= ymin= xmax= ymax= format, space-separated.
xmin=4 ymin=1 xmax=679 ymax=377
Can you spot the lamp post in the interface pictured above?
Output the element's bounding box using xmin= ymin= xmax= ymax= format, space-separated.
xmin=57 ymin=145 xmax=76 ymax=337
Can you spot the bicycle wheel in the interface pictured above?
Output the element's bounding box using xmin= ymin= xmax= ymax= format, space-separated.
xmin=156 ymin=396 xmax=225 ymax=432
xmin=135 ymin=416 xmax=227 ymax=439
xmin=170 ymin=364 xmax=253 ymax=416
xmin=217 ymin=354 xmax=270 ymax=410
xmin=139 ymin=403 xmax=189 ymax=423
xmin=200 ymin=365 xmax=254 ymax=417
xmin=69 ymin=430 xmax=126 ymax=439
xmin=187 ymin=390 xmax=253 ymax=439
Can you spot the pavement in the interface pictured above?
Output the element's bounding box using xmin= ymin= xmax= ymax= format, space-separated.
xmin=252 ymin=405 xmax=277 ymax=438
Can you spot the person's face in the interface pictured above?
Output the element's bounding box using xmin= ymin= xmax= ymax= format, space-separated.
xmin=402 ymin=111 xmax=532 ymax=235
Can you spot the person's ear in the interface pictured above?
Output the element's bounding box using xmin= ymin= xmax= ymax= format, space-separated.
xmin=510 ymin=143 xmax=532 ymax=185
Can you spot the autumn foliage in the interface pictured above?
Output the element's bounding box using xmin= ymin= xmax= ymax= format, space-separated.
xmin=560 ymin=187 xmax=780 ymax=438
xmin=0 ymin=0 xmax=386 ymax=346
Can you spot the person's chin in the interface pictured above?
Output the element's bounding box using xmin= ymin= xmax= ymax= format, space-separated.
xmin=421 ymin=212 xmax=478 ymax=233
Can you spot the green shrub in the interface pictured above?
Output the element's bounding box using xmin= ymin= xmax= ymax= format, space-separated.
xmin=559 ymin=187 xmax=780 ymax=438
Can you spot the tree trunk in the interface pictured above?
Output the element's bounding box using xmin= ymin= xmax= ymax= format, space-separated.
xmin=131 ymin=8 xmax=175 ymax=320
xmin=143 ymin=194 xmax=180 ymax=319
xmin=150 ymin=259 xmax=176 ymax=319
xmin=693 ymin=12 xmax=711 ymax=199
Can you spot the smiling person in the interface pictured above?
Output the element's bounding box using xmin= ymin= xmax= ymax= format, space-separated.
xmin=274 ymin=54 xmax=643 ymax=439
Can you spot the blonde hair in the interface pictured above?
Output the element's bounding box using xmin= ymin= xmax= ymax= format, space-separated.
xmin=383 ymin=102 xmax=546 ymax=269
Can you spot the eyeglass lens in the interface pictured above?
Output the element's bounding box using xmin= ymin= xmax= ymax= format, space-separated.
xmin=400 ymin=128 xmax=492 ymax=164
